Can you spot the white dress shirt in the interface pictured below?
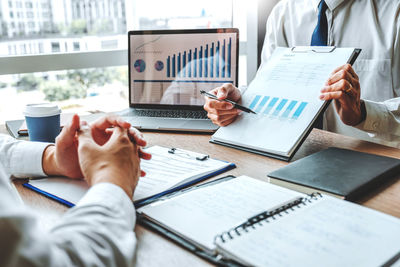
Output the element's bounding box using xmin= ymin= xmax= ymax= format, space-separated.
xmin=0 ymin=134 xmax=137 ymax=267
xmin=261 ymin=0 xmax=400 ymax=147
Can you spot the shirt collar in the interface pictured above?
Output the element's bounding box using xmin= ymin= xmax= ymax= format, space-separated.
xmin=312 ymin=0 xmax=346 ymax=12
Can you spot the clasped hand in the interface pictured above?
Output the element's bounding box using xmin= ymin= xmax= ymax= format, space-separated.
xmin=42 ymin=115 xmax=152 ymax=198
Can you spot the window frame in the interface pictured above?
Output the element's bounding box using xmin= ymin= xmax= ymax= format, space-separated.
xmin=0 ymin=2 xmax=260 ymax=85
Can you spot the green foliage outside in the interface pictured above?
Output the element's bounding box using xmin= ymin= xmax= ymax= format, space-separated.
xmin=40 ymin=81 xmax=86 ymax=102
xmin=0 ymin=82 xmax=7 ymax=89
xmin=67 ymin=19 xmax=88 ymax=35
xmin=13 ymin=74 xmax=41 ymax=92
xmin=14 ymin=67 xmax=126 ymax=102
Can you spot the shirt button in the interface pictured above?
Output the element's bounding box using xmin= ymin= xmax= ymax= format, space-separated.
xmin=372 ymin=122 xmax=379 ymax=129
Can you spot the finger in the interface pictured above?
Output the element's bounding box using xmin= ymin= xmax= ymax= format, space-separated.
xmin=325 ymin=70 xmax=355 ymax=86
xmin=91 ymin=115 xmax=131 ymax=131
xmin=212 ymin=108 xmax=241 ymax=116
xmin=78 ymin=126 xmax=98 ymax=149
xmin=208 ymin=113 xmax=238 ymax=125
xmin=139 ymin=147 xmax=152 ymax=160
xmin=207 ymin=99 xmax=234 ymax=110
xmin=331 ymin=64 xmax=358 ymax=80
xmin=56 ymin=114 xmax=80 ymax=147
xmin=217 ymin=83 xmax=239 ymax=100
xmin=106 ymin=126 xmax=131 ymax=148
xmin=343 ymin=63 xmax=359 ymax=80
xmin=128 ymin=127 xmax=147 ymax=146
xmin=319 ymin=91 xmax=344 ymax=101
xmin=321 ymin=80 xmax=352 ymax=94
xmin=220 ymin=117 xmax=237 ymax=127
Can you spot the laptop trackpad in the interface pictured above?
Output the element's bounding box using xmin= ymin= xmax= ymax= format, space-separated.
xmin=126 ymin=117 xmax=217 ymax=131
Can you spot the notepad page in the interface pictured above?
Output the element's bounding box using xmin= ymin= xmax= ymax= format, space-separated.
xmin=216 ymin=195 xmax=400 ymax=267
xmin=29 ymin=145 xmax=231 ymax=204
xmin=138 ymin=175 xmax=305 ymax=251
xmin=212 ymin=47 xmax=356 ymax=156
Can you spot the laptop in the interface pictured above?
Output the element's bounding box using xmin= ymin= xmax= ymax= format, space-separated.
xmin=120 ymin=28 xmax=239 ymax=132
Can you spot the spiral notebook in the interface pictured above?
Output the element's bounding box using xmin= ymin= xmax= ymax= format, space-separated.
xmin=138 ymin=175 xmax=400 ymax=266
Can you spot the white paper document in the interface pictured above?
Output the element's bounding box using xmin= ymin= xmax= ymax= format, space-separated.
xmin=216 ymin=195 xmax=400 ymax=267
xmin=138 ymin=175 xmax=304 ymax=251
xmin=212 ymin=47 xmax=357 ymax=158
xmin=28 ymin=146 xmax=233 ymax=204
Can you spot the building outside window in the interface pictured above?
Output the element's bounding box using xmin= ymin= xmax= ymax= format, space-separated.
xmin=0 ymin=0 xmax=251 ymax=123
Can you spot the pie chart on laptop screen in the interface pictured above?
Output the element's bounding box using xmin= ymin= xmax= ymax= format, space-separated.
xmin=134 ymin=59 xmax=146 ymax=72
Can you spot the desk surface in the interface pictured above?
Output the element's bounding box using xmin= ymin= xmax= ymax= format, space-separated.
xmin=2 ymin=123 xmax=400 ymax=267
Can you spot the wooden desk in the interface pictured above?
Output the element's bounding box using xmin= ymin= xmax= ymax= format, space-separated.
xmin=2 ymin=123 xmax=400 ymax=266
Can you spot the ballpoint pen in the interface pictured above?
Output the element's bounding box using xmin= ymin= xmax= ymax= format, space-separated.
xmin=200 ymin=90 xmax=257 ymax=114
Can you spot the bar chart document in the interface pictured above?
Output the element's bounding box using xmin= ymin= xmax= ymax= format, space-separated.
xmin=211 ymin=47 xmax=361 ymax=160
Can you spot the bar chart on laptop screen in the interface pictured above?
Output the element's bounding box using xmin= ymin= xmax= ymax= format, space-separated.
xmin=130 ymin=33 xmax=237 ymax=106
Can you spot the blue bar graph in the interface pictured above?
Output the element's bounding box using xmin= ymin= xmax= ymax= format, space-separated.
xmin=177 ymin=53 xmax=181 ymax=77
xmin=210 ymin=43 xmax=214 ymax=78
xmin=172 ymin=55 xmax=176 ymax=77
xmin=249 ymin=95 xmax=261 ymax=110
xmin=264 ymin=97 xmax=279 ymax=115
xmin=199 ymin=46 xmax=203 ymax=78
xmin=216 ymin=41 xmax=220 ymax=77
xmin=293 ymin=102 xmax=308 ymax=119
xmin=272 ymin=99 xmax=288 ymax=116
xmin=222 ymin=39 xmax=226 ymax=77
xmin=282 ymin=100 xmax=298 ymax=118
xmin=166 ymin=37 xmax=232 ymax=79
xmin=228 ymin=38 xmax=231 ymax=78
xmin=166 ymin=56 xmax=170 ymax=77
xmin=188 ymin=50 xmax=192 ymax=77
xmin=194 ymin=48 xmax=197 ymax=77
xmin=205 ymin=44 xmax=208 ymax=77
xmin=182 ymin=51 xmax=186 ymax=77
xmin=255 ymin=96 xmax=270 ymax=113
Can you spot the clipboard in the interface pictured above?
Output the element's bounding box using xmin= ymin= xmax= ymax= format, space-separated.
xmin=137 ymin=175 xmax=241 ymax=266
xmin=210 ymin=46 xmax=362 ymax=162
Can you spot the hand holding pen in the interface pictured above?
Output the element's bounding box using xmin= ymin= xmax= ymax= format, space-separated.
xmin=202 ymin=83 xmax=256 ymax=127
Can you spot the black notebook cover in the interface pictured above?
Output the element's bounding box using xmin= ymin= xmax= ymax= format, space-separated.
xmin=268 ymin=147 xmax=400 ymax=201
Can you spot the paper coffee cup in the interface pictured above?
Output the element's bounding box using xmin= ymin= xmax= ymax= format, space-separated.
xmin=23 ymin=103 xmax=61 ymax=143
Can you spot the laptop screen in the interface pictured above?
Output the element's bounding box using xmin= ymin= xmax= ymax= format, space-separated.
xmin=128 ymin=29 xmax=239 ymax=109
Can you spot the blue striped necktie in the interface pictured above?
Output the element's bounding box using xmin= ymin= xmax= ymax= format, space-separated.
xmin=311 ymin=0 xmax=328 ymax=129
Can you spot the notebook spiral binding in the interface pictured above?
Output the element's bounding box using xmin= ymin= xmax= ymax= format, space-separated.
xmin=215 ymin=192 xmax=323 ymax=244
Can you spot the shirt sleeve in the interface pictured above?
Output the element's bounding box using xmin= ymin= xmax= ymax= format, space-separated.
xmin=355 ymin=99 xmax=400 ymax=142
xmin=0 ymin=134 xmax=50 ymax=178
xmin=0 ymin=182 xmax=137 ymax=267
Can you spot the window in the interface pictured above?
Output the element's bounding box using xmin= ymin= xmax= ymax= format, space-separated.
xmin=73 ymin=42 xmax=80 ymax=51
xmin=0 ymin=0 xmax=255 ymax=124
xmin=51 ymin=42 xmax=60 ymax=52
xmin=9 ymin=11 xmax=13 ymax=18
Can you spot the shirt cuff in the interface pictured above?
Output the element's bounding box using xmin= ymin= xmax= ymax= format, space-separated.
xmin=11 ymin=141 xmax=51 ymax=177
xmin=77 ymin=183 xmax=136 ymax=229
xmin=355 ymin=100 xmax=390 ymax=134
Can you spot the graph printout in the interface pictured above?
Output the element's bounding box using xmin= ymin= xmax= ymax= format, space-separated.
xmin=212 ymin=47 xmax=356 ymax=157
xmin=130 ymin=32 xmax=238 ymax=106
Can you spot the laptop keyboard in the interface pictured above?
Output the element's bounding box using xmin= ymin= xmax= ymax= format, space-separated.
xmin=131 ymin=109 xmax=209 ymax=119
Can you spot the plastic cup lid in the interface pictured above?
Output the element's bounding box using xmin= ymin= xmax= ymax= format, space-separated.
xmin=23 ymin=103 xmax=61 ymax=117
